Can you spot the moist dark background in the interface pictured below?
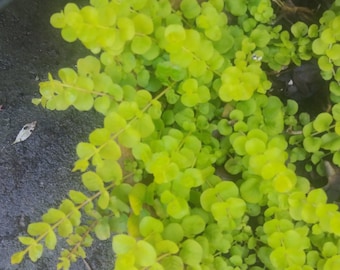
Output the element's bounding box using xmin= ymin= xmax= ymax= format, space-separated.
xmin=0 ymin=0 xmax=113 ymax=269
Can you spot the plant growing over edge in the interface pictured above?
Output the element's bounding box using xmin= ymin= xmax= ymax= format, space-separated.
xmin=10 ymin=0 xmax=340 ymax=269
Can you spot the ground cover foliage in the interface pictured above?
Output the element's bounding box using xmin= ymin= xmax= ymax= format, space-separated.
xmin=10 ymin=0 xmax=340 ymax=269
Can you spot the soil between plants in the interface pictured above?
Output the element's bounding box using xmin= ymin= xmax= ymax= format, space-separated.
xmin=0 ymin=0 xmax=113 ymax=269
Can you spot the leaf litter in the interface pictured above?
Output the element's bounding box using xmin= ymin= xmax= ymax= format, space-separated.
xmin=12 ymin=121 xmax=37 ymax=145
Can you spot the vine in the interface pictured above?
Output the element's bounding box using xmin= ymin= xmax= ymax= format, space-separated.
xmin=11 ymin=0 xmax=340 ymax=269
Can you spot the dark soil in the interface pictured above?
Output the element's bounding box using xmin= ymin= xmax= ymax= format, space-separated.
xmin=0 ymin=0 xmax=113 ymax=269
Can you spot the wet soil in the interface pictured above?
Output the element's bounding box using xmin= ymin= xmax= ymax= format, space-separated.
xmin=0 ymin=0 xmax=113 ymax=269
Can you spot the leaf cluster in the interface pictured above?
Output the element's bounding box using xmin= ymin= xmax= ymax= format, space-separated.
xmin=12 ymin=0 xmax=340 ymax=269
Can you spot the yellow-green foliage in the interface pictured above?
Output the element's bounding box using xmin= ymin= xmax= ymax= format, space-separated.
xmin=12 ymin=0 xmax=340 ymax=269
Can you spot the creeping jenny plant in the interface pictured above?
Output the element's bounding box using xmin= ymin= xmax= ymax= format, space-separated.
xmin=11 ymin=0 xmax=340 ymax=269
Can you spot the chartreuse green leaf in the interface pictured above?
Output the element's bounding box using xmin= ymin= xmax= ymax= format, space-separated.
xmin=217 ymin=119 xmax=232 ymax=135
xmin=215 ymin=180 xmax=239 ymax=199
xmin=200 ymin=188 xmax=216 ymax=211
xmin=225 ymin=0 xmax=246 ymax=16
xmin=270 ymin=247 xmax=305 ymax=268
xmin=135 ymin=240 xmax=157 ymax=267
xmin=321 ymin=132 xmax=340 ymax=151
xmin=61 ymin=26 xmax=78 ymax=42
xmin=28 ymin=222 xmax=51 ymax=236
xmin=116 ymin=16 xmax=134 ymax=41
xmin=211 ymin=198 xmax=246 ymax=223
xmin=181 ymin=215 xmax=206 ymax=237
xmin=132 ymin=113 xmax=155 ymax=138
xmin=245 ymin=137 xmax=266 ymax=155
xmin=307 ymin=188 xmax=327 ymax=205
xmin=285 ymin=230 xmax=310 ymax=250
xmin=313 ymin=112 xmax=333 ymax=132
xmin=200 ymin=181 xmax=239 ymax=212
xmin=301 ymin=201 xmax=319 ymax=223
xmin=118 ymin=126 xmax=141 ymax=148
xmin=11 ymin=251 xmax=26 ymax=264
xmin=219 ymin=66 xmax=261 ymax=102
xmin=50 ymin=12 xmax=66 ymax=28
xmin=231 ymin=133 xmax=247 ymax=155
xmin=264 ymin=219 xmax=294 ymax=235
xmin=104 ymin=112 xmax=127 ymax=133
xmin=166 ymin=196 xmax=190 ymax=219
xmin=163 ymin=223 xmax=184 ymax=244
xmin=181 ymin=83 xmax=211 ymax=107
xmin=155 ymin=240 xmax=179 ymax=255
xmin=322 ymin=242 xmax=338 ymax=258
xmin=42 ymin=209 xmax=65 ymax=224
xmin=291 ymin=21 xmax=308 ymax=38
xmin=285 ymin=99 xmax=299 ymax=115
xmin=129 ymin=183 xmax=146 ymax=215
xmin=139 ymin=216 xmax=164 ymax=237
xmin=94 ymin=96 xmax=111 ymax=114
xmin=133 ymin=13 xmax=153 ymax=35
xmin=155 ymin=61 xmax=187 ymax=84
xmin=180 ymin=168 xmax=203 ymax=188
xmin=72 ymin=159 xmax=90 ymax=172
xmin=96 ymin=160 xmax=122 ymax=183
xmin=45 ymin=230 xmax=57 ymax=250
xmin=18 ymin=236 xmax=36 ymax=246
xmin=327 ymin=44 xmax=340 ymax=61
xmin=82 ymin=171 xmax=104 ymax=191
xmin=307 ymin=250 xmax=320 ymax=267
xmin=214 ymin=256 xmax=228 ymax=269
xmin=73 ymin=92 xmax=94 ymax=111
xmin=132 ymin=143 xmax=152 ymax=163
xmin=324 ymin=255 xmax=340 ymax=270
xmin=57 ymin=220 xmax=73 ymax=238
xmin=95 ymin=217 xmax=111 ymax=240
xmin=147 ymin=152 xmax=180 ymax=184
xmin=114 ymin=253 xmax=135 ymax=269
xmin=112 ymin=234 xmax=136 ymax=254
xmin=160 ymin=256 xmax=184 ymax=269
xmin=77 ymin=55 xmax=101 ymax=76
xmin=330 ymin=212 xmax=340 ymax=235
xmin=332 ymin=103 xmax=340 ymax=121
xmin=99 ymin=140 xmax=121 ymax=161
xmin=318 ymin=55 xmax=333 ymax=72
xmin=76 ymin=142 xmax=96 ymax=159
xmin=224 ymin=156 xmax=243 ymax=175
xmin=180 ymin=0 xmax=201 ymax=19
xmin=58 ymin=68 xmax=77 ymax=84
xmin=131 ymin=35 xmax=152 ymax=55
xmin=317 ymin=203 xmax=339 ymax=232
xmin=69 ymin=190 xmax=88 ymax=204
xmin=273 ymin=169 xmax=297 ymax=193
xmin=333 ymin=151 xmax=340 ymax=166
xmin=330 ymin=81 xmax=340 ymax=98
xmin=250 ymin=28 xmax=271 ymax=48
xmin=303 ymin=136 xmax=322 ymax=153
xmin=179 ymin=239 xmax=203 ymax=266
xmin=98 ymin=189 xmax=110 ymax=209
xmin=164 ymin=24 xmax=186 ymax=49
xmin=313 ymin=37 xmax=329 ymax=55
xmin=28 ymin=243 xmax=44 ymax=262
xmin=240 ymin=177 xmax=263 ymax=204
xmin=89 ymin=128 xmax=110 ymax=145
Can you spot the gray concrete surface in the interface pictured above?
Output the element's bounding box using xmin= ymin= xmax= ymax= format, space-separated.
xmin=0 ymin=0 xmax=113 ymax=269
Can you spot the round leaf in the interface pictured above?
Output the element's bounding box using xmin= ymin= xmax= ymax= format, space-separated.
xmin=179 ymin=239 xmax=203 ymax=266
xmin=313 ymin=112 xmax=333 ymax=133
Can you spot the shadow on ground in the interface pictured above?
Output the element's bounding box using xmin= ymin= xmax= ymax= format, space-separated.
xmin=0 ymin=0 xmax=113 ymax=269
